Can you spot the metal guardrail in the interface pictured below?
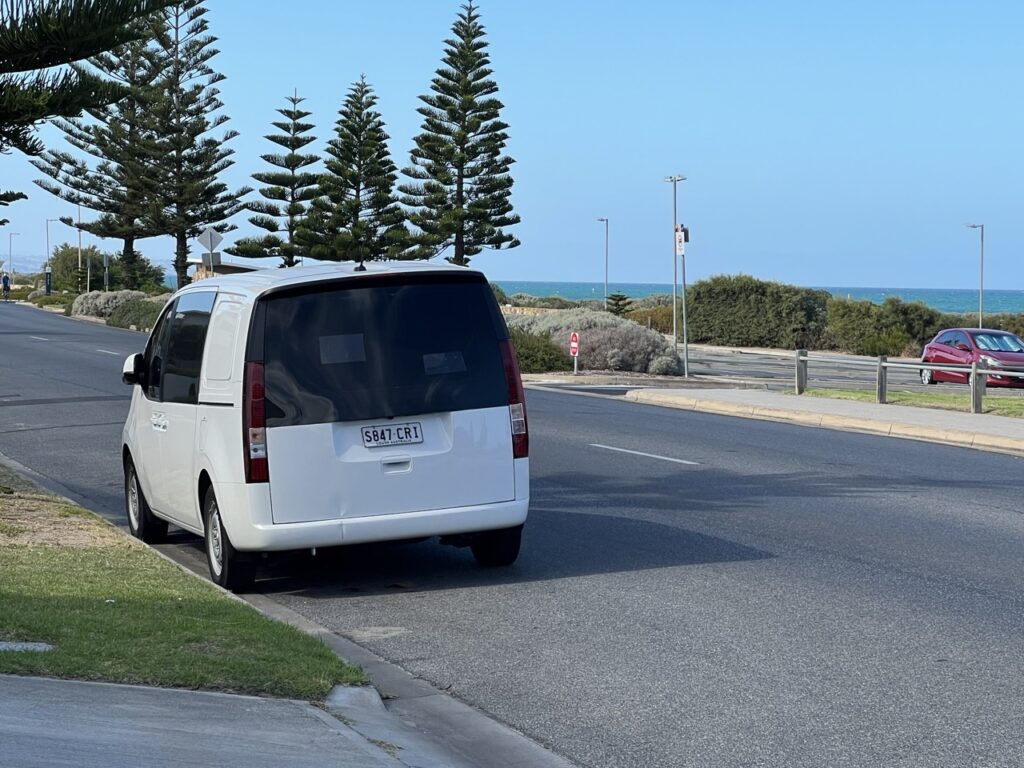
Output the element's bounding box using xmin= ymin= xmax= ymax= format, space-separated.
xmin=794 ymin=350 xmax=1024 ymax=414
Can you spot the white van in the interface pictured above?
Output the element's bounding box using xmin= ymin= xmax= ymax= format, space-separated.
xmin=121 ymin=263 xmax=529 ymax=591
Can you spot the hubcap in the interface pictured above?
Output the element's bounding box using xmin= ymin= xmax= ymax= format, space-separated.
xmin=207 ymin=503 xmax=224 ymax=577
xmin=127 ymin=472 xmax=140 ymax=530
xmin=921 ymin=369 xmax=931 ymax=385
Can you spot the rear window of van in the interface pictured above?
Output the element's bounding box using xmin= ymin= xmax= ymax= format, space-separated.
xmin=254 ymin=274 xmax=510 ymax=427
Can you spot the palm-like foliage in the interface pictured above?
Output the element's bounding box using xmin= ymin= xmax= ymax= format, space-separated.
xmin=227 ymin=92 xmax=318 ymax=267
xmin=0 ymin=0 xmax=174 ymax=155
xmin=298 ymin=76 xmax=406 ymax=264
xmin=400 ymin=2 xmax=520 ymax=266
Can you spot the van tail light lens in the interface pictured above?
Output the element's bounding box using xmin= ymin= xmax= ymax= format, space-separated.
xmin=499 ymin=340 xmax=529 ymax=458
xmin=243 ymin=361 xmax=269 ymax=483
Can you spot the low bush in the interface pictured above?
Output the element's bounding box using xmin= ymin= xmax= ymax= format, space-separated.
xmin=630 ymin=293 xmax=673 ymax=310
xmin=106 ymin=298 xmax=164 ymax=331
xmin=506 ymin=308 xmax=680 ymax=374
xmin=509 ymin=328 xmax=572 ymax=373
xmin=510 ymin=293 xmax=579 ymax=309
xmin=32 ymin=294 xmax=75 ymax=308
xmin=625 ymin=305 xmax=674 ymax=334
xmin=72 ymin=290 xmax=147 ymax=319
xmin=825 ymin=296 xmax=960 ymax=356
xmin=490 ymin=283 xmax=510 ymax=305
xmin=687 ymin=274 xmax=830 ymax=349
xmin=8 ymin=286 xmax=33 ymax=301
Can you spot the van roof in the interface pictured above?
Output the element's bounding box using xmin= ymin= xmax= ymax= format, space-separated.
xmin=174 ymin=260 xmax=484 ymax=300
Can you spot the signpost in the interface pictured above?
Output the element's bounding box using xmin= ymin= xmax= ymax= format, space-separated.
xmin=569 ymin=331 xmax=579 ymax=375
xmin=197 ymin=227 xmax=223 ymax=277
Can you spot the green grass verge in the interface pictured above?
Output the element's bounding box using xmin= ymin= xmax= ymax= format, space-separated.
xmin=0 ymin=471 xmax=363 ymax=699
xmin=802 ymin=387 xmax=1024 ymax=418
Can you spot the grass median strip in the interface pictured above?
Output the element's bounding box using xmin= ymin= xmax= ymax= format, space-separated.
xmin=0 ymin=467 xmax=363 ymax=699
xmin=802 ymin=387 xmax=1024 ymax=418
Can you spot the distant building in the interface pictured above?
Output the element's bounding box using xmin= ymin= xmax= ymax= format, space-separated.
xmin=188 ymin=258 xmax=260 ymax=282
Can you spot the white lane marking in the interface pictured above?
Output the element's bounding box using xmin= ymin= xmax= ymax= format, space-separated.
xmin=30 ymin=336 xmax=48 ymax=341
xmin=96 ymin=349 xmax=120 ymax=356
xmin=589 ymin=444 xmax=700 ymax=466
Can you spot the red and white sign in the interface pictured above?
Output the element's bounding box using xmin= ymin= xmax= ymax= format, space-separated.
xmin=569 ymin=331 xmax=579 ymax=357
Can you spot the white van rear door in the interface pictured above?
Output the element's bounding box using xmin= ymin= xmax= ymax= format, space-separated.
xmin=266 ymin=407 xmax=513 ymax=523
xmin=253 ymin=274 xmax=516 ymax=525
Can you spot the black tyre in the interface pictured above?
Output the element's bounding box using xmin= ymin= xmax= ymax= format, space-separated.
xmin=470 ymin=525 xmax=523 ymax=567
xmin=920 ymin=368 xmax=934 ymax=385
xmin=124 ymin=457 xmax=168 ymax=544
xmin=203 ymin=487 xmax=256 ymax=592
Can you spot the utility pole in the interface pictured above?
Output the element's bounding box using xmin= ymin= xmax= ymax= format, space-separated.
xmin=596 ymin=217 xmax=609 ymax=309
xmin=966 ymin=223 xmax=984 ymax=328
xmin=664 ymin=174 xmax=687 ymax=375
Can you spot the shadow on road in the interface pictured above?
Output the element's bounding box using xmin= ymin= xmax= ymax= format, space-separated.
xmin=239 ymin=504 xmax=775 ymax=598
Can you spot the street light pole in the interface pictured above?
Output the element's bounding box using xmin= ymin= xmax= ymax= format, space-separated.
xmin=46 ymin=218 xmax=59 ymax=296
xmin=664 ymin=174 xmax=687 ymax=375
xmin=596 ymin=217 xmax=609 ymax=309
xmin=966 ymin=223 xmax=984 ymax=328
xmin=7 ymin=232 xmax=19 ymax=283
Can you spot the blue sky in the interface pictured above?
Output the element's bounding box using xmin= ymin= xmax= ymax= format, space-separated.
xmin=3 ymin=0 xmax=1022 ymax=289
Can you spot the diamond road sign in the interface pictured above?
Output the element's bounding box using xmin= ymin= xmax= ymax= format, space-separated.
xmin=197 ymin=227 xmax=223 ymax=252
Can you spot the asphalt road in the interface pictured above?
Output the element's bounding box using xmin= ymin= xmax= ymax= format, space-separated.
xmin=3 ymin=303 xmax=1024 ymax=768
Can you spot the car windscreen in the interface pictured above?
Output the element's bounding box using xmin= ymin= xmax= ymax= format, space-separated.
xmin=972 ymin=333 xmax=1024 ymax=353
xmin=256 ymin=275 xmax=510 ymax=428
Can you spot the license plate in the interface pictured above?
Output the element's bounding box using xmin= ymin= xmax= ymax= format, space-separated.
xmin=361 ymin=422 xmax=424 ymax=448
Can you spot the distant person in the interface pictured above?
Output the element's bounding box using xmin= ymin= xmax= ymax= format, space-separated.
xmin=1 ymin=272 xmax=10 ymax=301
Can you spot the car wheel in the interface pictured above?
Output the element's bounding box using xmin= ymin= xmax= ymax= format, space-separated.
xmin=124 ymin=457 xmax=167 ymax=544
xmin=470 ymin=525 xmax=523 ymax=567
xmin=203 ymin=487 xmax=255 ymax=592
xmin=920 ymin=368 xmax=934 ymax=385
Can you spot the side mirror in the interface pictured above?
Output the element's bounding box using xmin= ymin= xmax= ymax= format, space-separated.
xmin=122 ymin=353 xmax=145 ymax=387
xmin=955 ymin=343 xmax=971 ymax=352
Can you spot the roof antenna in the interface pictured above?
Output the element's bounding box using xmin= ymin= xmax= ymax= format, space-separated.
xmin=354 ymin=258 xmax=366 ymax=272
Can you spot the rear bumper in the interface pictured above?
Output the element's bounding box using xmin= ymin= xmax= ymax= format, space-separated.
xmin=223 ymin=493 xmax=529 ymax=552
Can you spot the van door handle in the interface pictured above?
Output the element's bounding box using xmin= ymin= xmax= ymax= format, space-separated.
xmin=381 ymin=457 xmax=412 ymax=474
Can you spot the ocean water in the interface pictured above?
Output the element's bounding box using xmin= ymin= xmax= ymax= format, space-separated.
xmin=494 ymin=281 xmax=1024 ymax=315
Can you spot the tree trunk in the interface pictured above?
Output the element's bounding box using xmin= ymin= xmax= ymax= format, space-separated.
xmin=121 ymin=235 xmax=137 ymax=290
xmin=174 ymin=231 xmax=190 ymax=288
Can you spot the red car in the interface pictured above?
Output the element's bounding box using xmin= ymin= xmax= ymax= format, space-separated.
xmin=920 ymin=328 xmax=1024 ymax=387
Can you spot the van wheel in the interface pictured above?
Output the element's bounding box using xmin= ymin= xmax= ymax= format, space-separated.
xmin=203 ymin=487 xmax=255 ymax=592
xmin=470 ymin=525 xmax=523 ymax=567
xmin=124 ymin=458 xmax=167 ymax=544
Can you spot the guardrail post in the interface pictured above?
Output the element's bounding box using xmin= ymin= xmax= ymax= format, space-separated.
xmin=795 ymin=349 xmax=807 ymax=394
xmin=876 ymin=355 xmax=887 ymax=404
xmin=970 ymin=362 xmax=986 ymax=414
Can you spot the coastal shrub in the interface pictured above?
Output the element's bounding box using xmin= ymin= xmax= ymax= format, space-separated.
xmin=975 ymin=312 xmax=1024 ymax=338
xmin=490 ymin=283 xmax=510 ymax=305
xmin=825 ymin=296 xmax=960 ymax=355
xmin=630 ymin=293 xmax=673 ymax=310
xmin=687 ymin=275 xmax=830 ymax=349
xmin=72 ymin=290 xmax=147 ymax=319
xmin=509 ymin=293 xmax=579 ymax=309
xmin=32 ymin=294 xmax=74 ymax=308
xmin=509 ymin=328 xmax=572 ymax=373
xmin=506 ymin=308 xmax=679 ymax=374
xmin=107 ymin=298 xmax=165 ymax=331
xmin=625 ymin=305 xmax=673 ymax=334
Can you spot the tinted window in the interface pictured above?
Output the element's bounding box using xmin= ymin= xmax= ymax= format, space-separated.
xmin=935 ymin=332 xmax=956 ymax=346
xmin=162 ymin=292 xmax=217 ymax=404
xmin=144 ymin=302 xmax=175 ymax=402
xmin=258 ymin=276 xmax=509 ymax=427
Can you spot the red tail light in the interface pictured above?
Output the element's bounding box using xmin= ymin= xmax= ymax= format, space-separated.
xmin=499 ymin=340 xmax=528 ymax=458
xmin=243 ymin=361 xmax=269 ymax=483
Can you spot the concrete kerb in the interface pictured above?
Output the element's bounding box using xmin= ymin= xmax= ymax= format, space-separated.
xmin=623 ymin=389 xmax=1024 ymax=458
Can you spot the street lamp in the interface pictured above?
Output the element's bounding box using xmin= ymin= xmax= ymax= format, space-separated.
xmin=965 ymin=223 xmax=984 ymax=328
xmin=596 ymin=217 xmax=609 ymax=309
xmin=7 ymin=232 xmax=19 ymax=283
xmin=46 ymin=218 xmax=60 ymax=296
xmin=664 ymin=174 xmax=688 ymax=377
